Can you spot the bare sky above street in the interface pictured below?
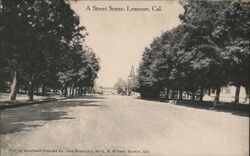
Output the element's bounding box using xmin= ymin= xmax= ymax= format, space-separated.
xmin=70 ymin=1 xmax=183 ymax=87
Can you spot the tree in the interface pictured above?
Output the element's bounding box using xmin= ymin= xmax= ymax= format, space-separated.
xmin=220 ymin=2 xmax=250 ymax=104
xmin=137 ymin=0 xmax=249 ymax=105
xmin=0 ymin=0 xmax=99 ymax=101
xmin=127 ymin=76 xmax=138 ymax=95
xmin=178 ymin=0 xmax=229 ymax=103
xmin=114 ymin=78 xmax=127 ymax=95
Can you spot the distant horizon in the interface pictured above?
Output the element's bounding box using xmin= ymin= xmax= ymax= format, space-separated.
xmin=70 ymin=1 xmax=183 ymax=87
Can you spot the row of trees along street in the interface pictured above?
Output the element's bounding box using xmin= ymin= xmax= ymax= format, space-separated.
xmin=137 ymin=0 xmax=249 ymax=104
xmin=0 ymin=0 xmax=100 ymax=101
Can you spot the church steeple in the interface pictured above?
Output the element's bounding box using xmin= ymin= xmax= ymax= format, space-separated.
xmin=128 ymin=65 xmax=135 ymax=78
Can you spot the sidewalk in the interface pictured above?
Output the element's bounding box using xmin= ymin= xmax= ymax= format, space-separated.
xmin=140 ymin=97 xmax=249 ymax=116
xmin=0 ymin=94 xmax=67 ymax=110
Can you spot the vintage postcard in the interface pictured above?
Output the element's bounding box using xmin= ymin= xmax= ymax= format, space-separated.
xmin=0 ymin=0 xmax=249 ymax=156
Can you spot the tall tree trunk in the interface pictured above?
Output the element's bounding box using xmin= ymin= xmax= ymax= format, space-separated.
xmin=208 ymin=88 xmax=211 ymax=96
xmin=74 ymin=87 xmax=76 ymax=96
xmin=234 ymin=85 xmax=240 ymax=104
xmin=78 ymin=87 xmax=82 ymax=96
xmin=42 ymin=84 xmax=46 ymax=96
xmin=9 ymin=70 xmax=18 ymax=101
xmin=83 ymin=87 xmax=87 ymax=95
xmin=245 ymin=86 xmax=249 ymax=102
xmin=69 ymin=85 xmax=72 ymax=96
xmin=76 ymin=87 xmax=78 ymax=96
xmin=78 ymin=87 xmax=80 ymax=96
xmin=171 ymin=89 xmax=175 ymax=99
xmin=199 ymin=87 xmax=204 ymax=102
xmin=165 ymin=88 xmax=170 ymax=100
xmin=17 ymin=83 xmax=20 ymax=94
xmin=60 ymin=84 xmax=64 ymax=96
xmin=214 ymin=86 xmax=221 ymax=105
xmin=27 ymin=80 xmax=34 ymax=101
xmin=64 ymin=84 xmax=68 ymax=97
xmin=71 ymin=82 xmax=75 ymax=96
xmin=80 ymin=87 xmax=83 ymax=95
xmin=179 ymin=89 xmax=183 ymax=100
xmin=191 ymin=92 xmax=195 ymax=101
xmin=36 ymin=87 xmax=39 ymax=94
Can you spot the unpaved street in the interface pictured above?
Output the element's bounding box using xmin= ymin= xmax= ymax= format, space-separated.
xmin=0 ymin=96 xmax=249 ymax=156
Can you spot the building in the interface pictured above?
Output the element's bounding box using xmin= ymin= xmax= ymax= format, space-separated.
xmin=95 ymin=86 xmax=116 ymax=95
xmin=128 ymin=65 xmax=135 ymax=78
xmin=127 ymin=65 xmax=139 ymax=96
xmin=204 ymin=86 xmax=249 ymax=104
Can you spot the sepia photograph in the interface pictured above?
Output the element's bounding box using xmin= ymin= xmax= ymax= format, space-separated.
xmin=0 ymin=0 xmax=249 ymax=156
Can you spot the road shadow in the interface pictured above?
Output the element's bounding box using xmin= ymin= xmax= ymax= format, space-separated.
xmin=0 ymin=98 xmax=103 ymax=135
xmin=137 ymin=97 xmax=249 ymax=117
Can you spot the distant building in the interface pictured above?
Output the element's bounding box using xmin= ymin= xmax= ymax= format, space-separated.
xmin=127 ymin=65 xmax=139 ymax=96
xmin=128 ymin=65 xmax=135 ymax=78
xmin=204 ymin=86 xmax=249 ymax=104
xmin=96 ymin=86 xmax=116 ymax=95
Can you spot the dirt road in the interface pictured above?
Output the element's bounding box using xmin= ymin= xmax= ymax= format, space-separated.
xmin=0 ymin=96 xmax=249 ymax=156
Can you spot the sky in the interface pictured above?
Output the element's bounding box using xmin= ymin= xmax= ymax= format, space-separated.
xmin=70 ymin=1 xmax=183 ymax=87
